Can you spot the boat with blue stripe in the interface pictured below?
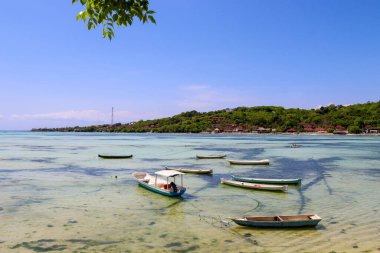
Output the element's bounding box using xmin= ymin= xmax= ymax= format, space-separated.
xmin=232 ymin=176 xmax=301 ymax=185
xmin=132 ymin=170 xmax=186 ymax=197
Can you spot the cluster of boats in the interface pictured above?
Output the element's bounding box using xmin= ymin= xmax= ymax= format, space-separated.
xmin=221 ymin=175 xmax=302 ymax=192
xmin=99 ymin=152 xmax=322 ymax=228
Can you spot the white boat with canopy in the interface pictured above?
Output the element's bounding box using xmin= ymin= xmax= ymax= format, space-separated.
xmin=132 ymin=170 xmax=186 ymax=197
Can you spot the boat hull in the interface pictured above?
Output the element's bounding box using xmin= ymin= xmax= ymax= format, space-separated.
xmin=221 ymin=178 xmax=287 ymax=192
xmin=196 ymin=155 xmax=226 ymax=159
xmin=232 ymin=215 xmax=321 ymax=228
xmin=165 ymin=167 xmax=213 ymax=174
xmin=137 ymin=181 xmax=186 ymax=197
xmin=232 ymin=176 xmax=301 ymax=185
xmin=228 ymin=159 xmax=269 ymax=165
xmin=98 ymin=154 xmax=133 ymax=159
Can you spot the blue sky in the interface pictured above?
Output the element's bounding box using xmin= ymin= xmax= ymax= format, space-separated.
xmin=0 ymin=0 xmax=379 ymax=130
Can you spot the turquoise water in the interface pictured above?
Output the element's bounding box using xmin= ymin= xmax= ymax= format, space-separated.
xmin=0 ymin=132 xmax=379 ymax=252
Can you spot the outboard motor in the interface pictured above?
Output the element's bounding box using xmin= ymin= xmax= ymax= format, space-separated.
xmin=170 ymin=182 xmax=178 ymax=192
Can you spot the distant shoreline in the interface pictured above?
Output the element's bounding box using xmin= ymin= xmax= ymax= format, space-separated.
xmin=29 ymin=130 xmax=380 ymax=137
xmin=30 ymin=102 xmax=380 ymax=135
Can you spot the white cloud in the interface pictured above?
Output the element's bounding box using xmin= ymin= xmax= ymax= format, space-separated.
xmin=1 ymin=110 xmax=168 ymax=129
xmin=10 ymin=110 xmax=135 ymax=122
xmin=182 ymin=84 xmax=210 ymax=91
xmin=177 ymin=84 xmax=242 ymax=111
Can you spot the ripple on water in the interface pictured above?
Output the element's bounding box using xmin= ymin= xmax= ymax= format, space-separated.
xmin=1 ymin=133 xmax=380 ymax=252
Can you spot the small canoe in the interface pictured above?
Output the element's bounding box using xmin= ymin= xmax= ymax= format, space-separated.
xmin=98 ymin=154 xmax=133 ymax=159
xmin=221 ymin=178 xmax=287 ymax=192
xmin=132 ymin=170 xmax=186 ymax=197
xmin=196 ymin=154 xmax=226 ymax=159
xmin=165 ymin=166 xmax=213 ymax=174
xmin=228 ymin=159 xmax=270 ymax=165
xmin=232 ymin=176 xmax=301 ymax=185
xmin=231 ymin=214 xmax=322 ymax=228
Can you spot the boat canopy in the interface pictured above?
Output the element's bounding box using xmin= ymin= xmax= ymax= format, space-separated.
xmin=155 ymin=170 xmax=184 ymax=177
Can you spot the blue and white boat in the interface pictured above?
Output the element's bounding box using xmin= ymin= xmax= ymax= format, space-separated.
xmin=221 ymin=178 xmax=288 ymax=192
xmin=232 ymin=176 xmax=301 ymax=185
xmin=132 ymin=170 xmax=186 ymax=197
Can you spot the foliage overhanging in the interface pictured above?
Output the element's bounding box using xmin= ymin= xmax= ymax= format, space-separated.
xmin=73 ymin=0 xmax=155 ymax=39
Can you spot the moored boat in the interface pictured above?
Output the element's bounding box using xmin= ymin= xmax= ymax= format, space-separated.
xmin=221 ymin=178 xmax=287 ymax=192
xmin=196 ymin=154 xmax=226 ymax=159
xmin=98 ymin=154 xmax=133 ymax=159
xmin=232 ymin=176 xmax=301 ymax=185
xmin=228 ymin=159 xmax=270 ymax=165
xmin=231 ymin=214 xmax=322 ymax=228
xmin=165 ymin=166 xmax=213 ymax=174
xmin=132 ymin=170 xmax=186 ymax=197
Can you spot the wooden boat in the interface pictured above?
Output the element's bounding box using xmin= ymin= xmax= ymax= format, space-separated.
xmin=165 ymin=166 xmax=213 ymax=174
xmin=228 ymin=159 xmax=270 ymax=165
xmin=232 ymin=176 xmax=301 ymax=185
xmin=196 ymin=154 xmax=226 ymax=159
xmin=221 ymin=178 xmax=287 ymax=192
xmin=132 ymin=170 xmax=186 ymax=197
xmin=231 ymin=214 xmax=322 ymax=228
xmin=98 ymin=154 xmax=133 ymax=159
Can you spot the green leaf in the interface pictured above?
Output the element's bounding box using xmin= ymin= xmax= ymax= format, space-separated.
xmin=76 ymin=11 xmax=83 ymax=21
xmin=148 ymin=15 xmax=156 ymax=24
xmin=81 ymin=10 xmax=88 ymax=21
xmin=87 ymin=21 xmax=94 ymax=30
xmin=112 ymin=14 xmax=118 ymax=22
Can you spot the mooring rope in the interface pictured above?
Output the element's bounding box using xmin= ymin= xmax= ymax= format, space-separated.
xmin=197 ymin=214 xmax=234 ymax=229
xmin=187 ymin=195 xmax=261 ymax=231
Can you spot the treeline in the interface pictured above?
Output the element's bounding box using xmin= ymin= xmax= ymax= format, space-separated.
xmin=32 ymin=101 xmax=380 ymax=134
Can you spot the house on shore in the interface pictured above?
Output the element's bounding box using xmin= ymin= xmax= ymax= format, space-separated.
xmin=365 ymin=127 xmax=380 ymax=134
xmin=333 ymin=125 xmax=348 ymax=135
xmin=256 ymin=127 xmax=272 ymax=134
xmin=333 ymin=130 xmax=348 ymax=135
xmin=286 ymin=128 xmax=298 ymax=134
xmin=315 ymin=127 xmax=326 ymax=133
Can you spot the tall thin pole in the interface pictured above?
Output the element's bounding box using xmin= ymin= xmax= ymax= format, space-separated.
xmin=111 ymin=107 xmax=114 ymax=125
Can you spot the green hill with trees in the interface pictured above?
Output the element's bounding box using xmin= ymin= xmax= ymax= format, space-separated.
xmin=32 ymin=101 xmax=380 ymax=134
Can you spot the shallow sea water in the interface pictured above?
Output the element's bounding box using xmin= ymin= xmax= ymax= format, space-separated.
xmin=0 ymin=132 xmax=379 ymax=252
